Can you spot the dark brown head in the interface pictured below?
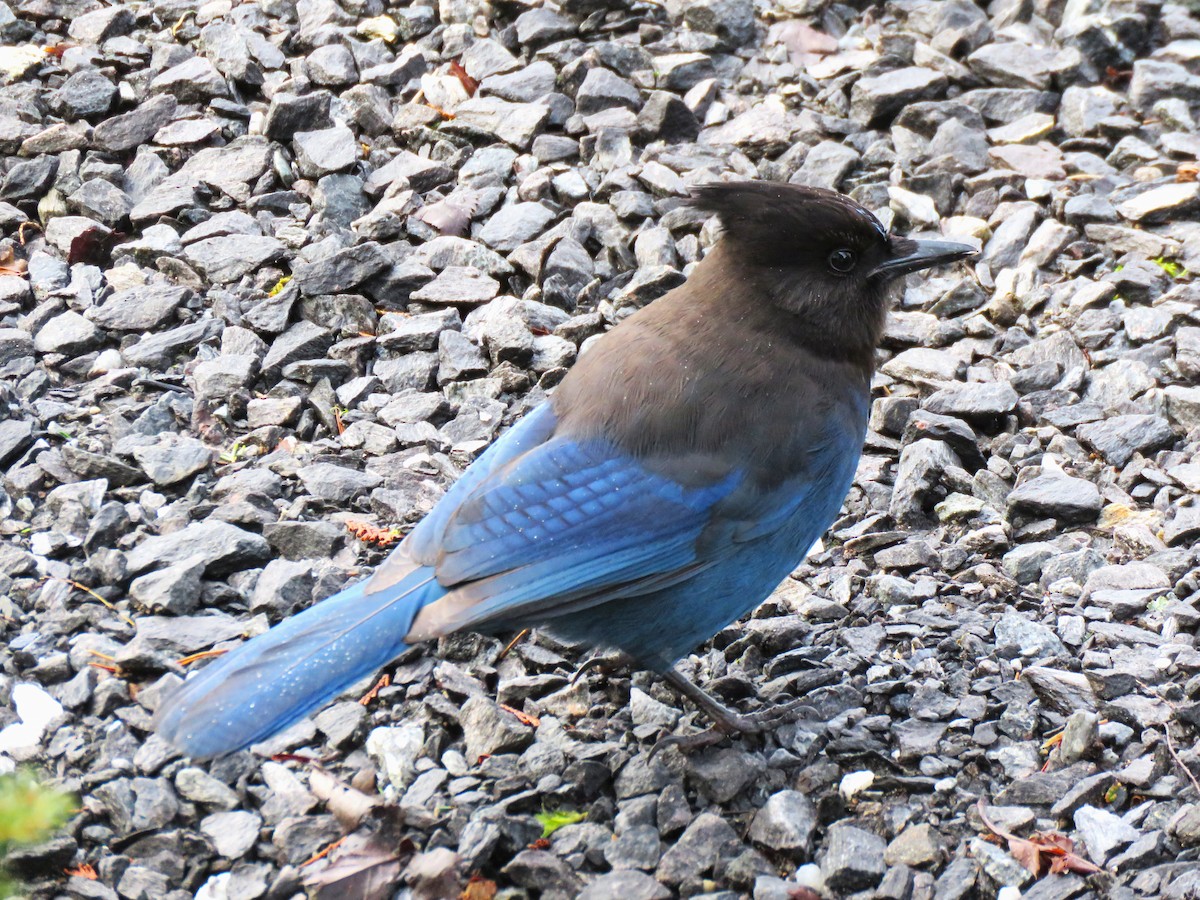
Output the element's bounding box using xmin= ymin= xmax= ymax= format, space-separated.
xmin=691 ymin=181 xmax=975 ymax=366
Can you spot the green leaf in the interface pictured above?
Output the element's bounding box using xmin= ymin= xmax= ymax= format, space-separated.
xmin=535 ymin=809 xmax=585 ymax=838
xmin=1152 ymin=256 xmax=1189 ymax=279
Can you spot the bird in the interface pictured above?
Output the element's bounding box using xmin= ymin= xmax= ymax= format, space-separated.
xmin=156 ymin=181 xmax=976 ymax=758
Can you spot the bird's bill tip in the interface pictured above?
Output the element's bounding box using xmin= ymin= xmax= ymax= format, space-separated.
xmin=872 ymin=238 xmax=979 ymax=278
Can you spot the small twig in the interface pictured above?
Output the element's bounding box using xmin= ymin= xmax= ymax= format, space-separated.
xmin=1166 ymin=725 xmax=1200 ymax=799
xmin=177 ymin=648 xmax=229 ymax=667
xmin=496 ymin=628 xmax=530 ymax=664
xmin=48 ymin=577 xmax=135 ymax=628
xmin=301 ymin=835 xmax=347 ymax=867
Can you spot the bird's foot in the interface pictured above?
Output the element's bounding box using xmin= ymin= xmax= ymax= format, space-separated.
xmin=570 ymin=650 xmax=637 ymax=684
xmin=649 ymin=667 xmax=821 ymax=757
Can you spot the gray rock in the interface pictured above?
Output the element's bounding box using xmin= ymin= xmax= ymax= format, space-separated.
xmin=296 ymin=462 xmax=382 ymax=503
xmin=576 ymin=67 xmax=641 ymax=115
xmin=459 ymin=695 xmax=534 ymax=762
xmin=684 ymin=0 xmax=755 ymax=47
xmin=292 ymin=242 xmax=389 ymax=296
xmin=1076 ymin=415 xmax=1174 ymax=467
xmin=126 ymin=521 xmax=271 ymax=576
xmin=184 ymin=234 xmax=285 ymax=284
xmin=1129 ymin=59 xmax=1200 ymax=112
xmin=129 ymin=557 xmax=206 ymax=615
xmin=68 ymin=6 xmax=134 ymax=42
xmin=821 ymin=823 xmax=887 ymax=892
xmin=150 ymin=57 xmax=229 ymax=103
xmin=273 ymin=815 xmax=341 ymax=866
xmin=578 ymin=871 xmax=670 ymax=900
xmin=478 ymin=202 xmax=556 ymax=251
xmin=261 ymin=321 xmax=334 ymax=376
xmin=748 ymin=790 xmax=817 ymax=854
xmin=1074 ymin=805 xmax=1139 ymax=864
xmin=410 ymin=266 xmax=500 ymax=305
xmin=265 ymin=92 xmax=333 ymax=141
xmin=200 ymin=810 xmax=262 ymax=858
xmin=515 ymin=8 xmax=575 ymax=46
xmin=192 ymin=354 xmax=258 ymax=401
xmin=1007 ymin=470 xmax=1101 ymax=523
xmin=503 ymin=850 xmax=583 ymax=898
xmin=1116 ymin=183 xmax=1200 ymax=224
xmin=687 ymin=748 xmax=765 ymax=804
xmin=657 ymin=812 xmax=742 ymax=884
xmin=994 ymin=613 xmax=1067 ymax=659
xmin=33 ymin=311 xmax=102 ymax=355
xmin=1 ymin=155 xmax=58 ymax=202
xmin=93 ymin=777 xmax=179 ymax=836
xmin=885 ymin=823 xmax=944 ymax=867
xmin=790 ymin=141 xmax=860 ymax=191
xmin=305 ymin=43 xmax=358 ymax=86
xmin=924 ymin=382 xmax=1018 ymax=419
xmin=484 ymin=61 xmax=557 ymax=103
xmin=852 ymin=67 xmax=948 ymax=126
xmin=445 ymin=97 xmax=550 ymax=149
xmin=294 ymin=126 xmax=358 ymax=178
xmin=132 ymin=435 xmax=213 ymax=486
xmin=438 ymin=330 xmax=489 ymax=383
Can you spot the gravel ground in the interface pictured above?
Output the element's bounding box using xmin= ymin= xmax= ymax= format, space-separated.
xmin=1 ymin=0 xmax=1200 ymax=897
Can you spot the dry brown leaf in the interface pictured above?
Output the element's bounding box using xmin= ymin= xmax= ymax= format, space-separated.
xmin=302 ymin=834 xmax=402 ymax=900
xmin=448 ymin=60 xmax=479 ymax=96
xmin=1007 ymin=836 xmax=1043 ymax=875
xmin=310 ymin=769 xmax=381 ymax=831
xmin=461 ymin=876 xmax=497 ymax=900
xmin=976 ymin=799 xmax=1105 ymax=879
xmin=1178 ymin=163 xmax=1199 ymax=183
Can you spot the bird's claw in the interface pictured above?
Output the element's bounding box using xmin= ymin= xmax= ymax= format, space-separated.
xmin=649 ymin=695 xmax=821 ymax=758
xmin=571 ymin=650 xmax=636 ymax=684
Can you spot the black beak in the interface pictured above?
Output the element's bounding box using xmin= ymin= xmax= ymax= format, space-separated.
xmin=871 ymin=238 xmax=977 ymax=279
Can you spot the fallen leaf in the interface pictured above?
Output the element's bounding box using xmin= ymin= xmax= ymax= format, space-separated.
xmin=1007 ymin=836 xmax=1043 ymax=876
xmin=302 ymin=833 xmax=403 ymax=900
xmin=0 ymin=244 xmax=27 ymax=277
xmin=448 ymin=60 xmax=479 ymax=97
xmin=65 ymin=863 xmax=98 ymax=879
xmin=1178 ymin=163 xmax=1199 ymax=183
xmin=460 ymin=875 xmax=497 ymax=900
xmin=310 ymin=769 xmax=380 ymax=831
xmin=67 ymin=226 xmax=119 ymax=267
xmin=535 ymin=809 xmax=585 ymax=838
xmin=976 ymin=799 xmax=1105 ymax=879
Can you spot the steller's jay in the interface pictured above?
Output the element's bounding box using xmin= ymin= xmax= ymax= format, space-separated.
xmin=156 ymin=182 xmax=975 ymax=758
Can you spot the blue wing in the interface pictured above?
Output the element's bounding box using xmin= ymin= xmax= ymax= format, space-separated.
xmin=388 ymin=400 xmax=842 ymax=641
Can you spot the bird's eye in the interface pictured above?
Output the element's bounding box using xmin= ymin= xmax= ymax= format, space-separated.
xmin=828 ymin=248 xmax=857 ymax=273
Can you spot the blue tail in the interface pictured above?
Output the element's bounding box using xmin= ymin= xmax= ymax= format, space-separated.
xmin=155 ymin=566 xmax=444 ymax=758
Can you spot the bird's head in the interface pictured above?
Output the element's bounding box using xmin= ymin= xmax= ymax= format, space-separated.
xmin=690 ymin=181 xmax=976 ymax=365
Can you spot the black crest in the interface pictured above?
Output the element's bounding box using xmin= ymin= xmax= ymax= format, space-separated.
xmin=690 ymin=181 xmax=889 ymax=265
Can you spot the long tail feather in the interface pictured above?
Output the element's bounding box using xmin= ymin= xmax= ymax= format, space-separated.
xmin=155 ymin=565 xmax=444 ymax=758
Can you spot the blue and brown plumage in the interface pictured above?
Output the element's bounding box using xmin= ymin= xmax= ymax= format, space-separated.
xmin=156 ymin=182 xmax=975 ymax=758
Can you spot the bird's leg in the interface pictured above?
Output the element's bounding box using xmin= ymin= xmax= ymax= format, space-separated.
xmin=651 ymin=667 xmax=821 ymax=756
